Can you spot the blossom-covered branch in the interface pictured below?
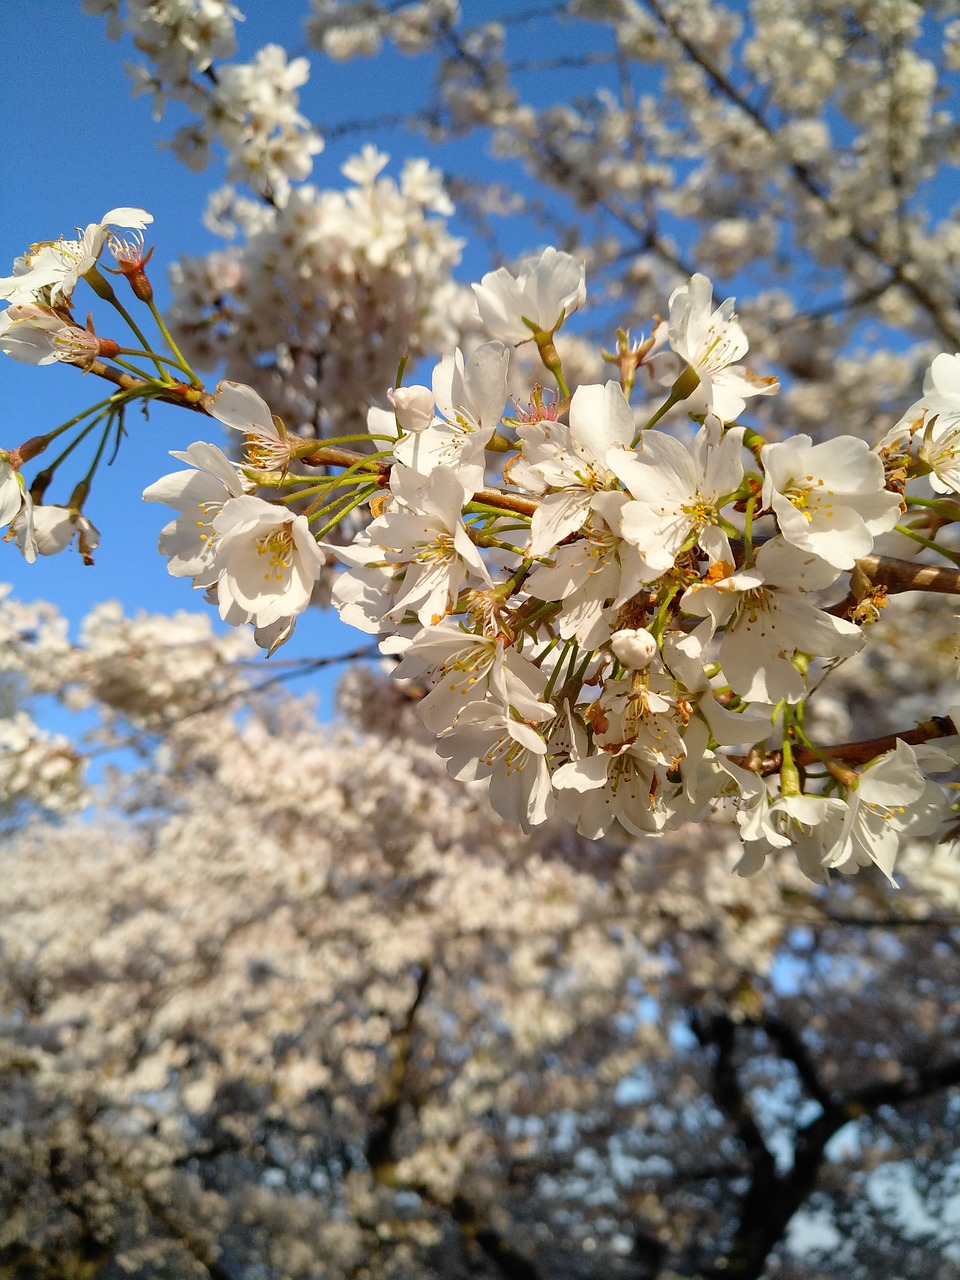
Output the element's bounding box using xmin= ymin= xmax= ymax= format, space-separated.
xmin=3 ymin=204 xmax=960 ymax=884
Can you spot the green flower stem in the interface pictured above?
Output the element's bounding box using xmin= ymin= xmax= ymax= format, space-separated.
xmin=544 ymin=637 xmax=578 ymax=700
xmin=146 ymin=298 xmax=201 ymax=386
xmin=517 ymin=600 xmax=563 ymax=633
xmin=305 ymin=433 xmax=394 ymax=450
xmin=486 ymin=432 xmax=514 ymax=453
xmin=715 ymin=513 xmax=741 ymax=540
xmin=273 ymin=469 xmax=381 ymax=498
xmin=77 ymin=419 xmax=115 ymax=490
xmin=649 ymin=584 xmax=680 ymax=642
xmin=894 ymin=522 xmax=960 ymax=567
xmin=534 ymin=330 xmax=569 ymax=399
xmin=101 ymin=288 xmax=169 ymax=382
xmin=34 ymin=415 xmax=106 ymax=479
xmin=46 ymin=391 xmax=132 ymax=441
xmin=742 ymin=494 xmax=757 ymax=560
xmin=570 ymin=647 xmax=597 ymax=693
xmin=310 ymin=486 xmax=378 ymax=538
xmin=113 ymin=350 xmax=196 ymax=377
xmin=464 ymin=498 xmax=534 ymax=526
xmin=471 ymin=532 xmax=529 ymax=556
xmin=635 ymin=364 xmax=702 ymax=443
xmin=789 ymin=719 xmax=840 ymax=780
xmin=742 ymin=427 xmax=768 ymax=461
xmin=779 ymin=715 xmax=802 ymax=796
xmin=111 ymin=355 xmax=164 ymax=381
xmin=903 ymin=494 xmax=960 ymax=521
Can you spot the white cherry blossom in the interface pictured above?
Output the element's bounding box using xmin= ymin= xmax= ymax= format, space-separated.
xmin=742 ymin=793 xmax=847 ymax=882
xmin=822 ymin=741 xmax=945 ymax=883
xmin=666 ymin=274 xmax=778 ymax=421
xmin=681 ymin=538 xmax=864 ymax=704
xmin=0 ymin=454 xmax=35 ymax=563
xmin=552 ymin=682 xmax=685 ymax=838
xmin=384 ymin=623 xmax=553 ymax=732
xmin=144 ymin=443 xmax=251 ymax=586
xmin=610 ymin=627 xmax=659 ymax=670
xmin=0 ymin=454 xmax=28 ymax=529
xmin=0 ymin=304 xmax=102 ymax=367
xmin=393 ymin=342 xmax=509 ymax=493
xmin=610 ymin=421 xmax=745 ymax=575
xmin=354 ymin=466 xmax=492 ymax=627
xmin=515 ymin=379 xmax=635 ymax=557
xmin=885 ymin=352 xmax=960 ymax=494
xmin=472 ymin=247 xmax=586 ymax=344
xmin=388 ymin=383 xmax=434 ymax=434
xmin=436 ymin=700 xmax=554 ymax=833
xmin=11 ymin=504 xmax=100 ymax=563
xmin=212 ymin=495 xmax=327 ymax=629
xmin=761 ymin=434 xmax=902 ymax=569
xmin=0 ymin=208 xmax=153 ymax=306
xmin=205 ymin=379 xmax=298 ymax=469
xmin=524 ymin=507 xmax=636 ymax=649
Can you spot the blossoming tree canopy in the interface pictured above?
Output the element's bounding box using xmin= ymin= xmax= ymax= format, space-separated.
xmin=3 ymin=200 xmax=960 ymax=886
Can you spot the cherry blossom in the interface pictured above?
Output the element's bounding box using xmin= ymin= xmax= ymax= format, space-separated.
xmin=610 ymin=627 xmax=659 ymax=670
xmin=393 ymin=342 xmax=509 ymax=492
xmin=0 ymin=454 xmax=35 ymax=563
xmin=610 ymin=420 xmax=745 ymax=575
xmin=472 ymin=246 xmax=586 ymax=344
xmin=205 ymin=378 xmax=298 ymax=469
xmin=513 ymin=379 xmax=635 ymax=557
xmin=822 ymin=741 xmax=946 ymax=883
xmin=665 ymin=274 xmax=778 ymax=421
xmin=761 ymin=434 xmax=902 ymax=569
xmin=0 ymin=303 xmax=104 ymax=367
xmin=143 ymin=442 xmax=251 ymax=586
xmin=524 ymin=508 xmax=633 ymax=649
xmin=681 ymin=539 xmax=864 ymax=704
xmin=3 ymin=179 xmax=956 ymax=878
xmin=0 ymin=208 xmax=153 ymax=306
xmin=436 ymin=700 xmax=554 ymax=833
xmin=885 ymin=352 xmax=960 ymax=495
xmin=212 ymin=494 xmax=327 ymax=628
xmin=335 ymin=466 xmax=492 ymax=629
xmin=384 ymin=622 xmax=552 ymax=733
xmin=552 ymin=680 xmax=686 ymax=838
xmin=12 ymin=504 xmax=100 ymax=564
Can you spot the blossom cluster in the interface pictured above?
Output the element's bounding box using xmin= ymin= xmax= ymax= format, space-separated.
xmin=149 ymin=251 xmax=960 ymax=879
xmin=86 ymin=0 xmax=321 ymax=202
xmin=2 ymin=200 xmax=960 ymax=881
xmin=307 ymin=248 xmax=958 ymax=881
xmin=167 ymin=146 xmax=467 ymax=434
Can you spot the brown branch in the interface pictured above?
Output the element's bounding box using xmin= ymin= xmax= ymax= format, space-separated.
xmin=642 ymin=0 xmax=960 ymax=345
xmin=86 ymin=359 xmax=208 ymax=410
xmin=697 ymin=1010 xmax=960 ymax=1280
xmin=86 ymin=368 xmax=960 ymax=585
xmin=738 ymin=715 xmax=957 ymax=776
xmin=854 ymin=553 xmax=960 ymax=597
xmin=757 ymin=1014 xmax=833 ymax=1114
xmin=366 ymin=963 xmax=431 ymax=1176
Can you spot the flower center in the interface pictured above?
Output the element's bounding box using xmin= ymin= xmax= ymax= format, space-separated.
xmin=257 ymin=525 xmax=294 ymax=582
xmin=415 ymin=531 xmax=454 ymax=565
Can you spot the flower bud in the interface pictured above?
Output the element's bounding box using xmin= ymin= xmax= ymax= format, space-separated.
xmin=610 ymin=627 xmax=658 ymax=670
xmin=388 ymin=384 xmax=434 ymax=433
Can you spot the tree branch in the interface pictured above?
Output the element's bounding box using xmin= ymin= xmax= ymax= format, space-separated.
xmin=694 ymin=1011 xmax=960 ymax=1280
